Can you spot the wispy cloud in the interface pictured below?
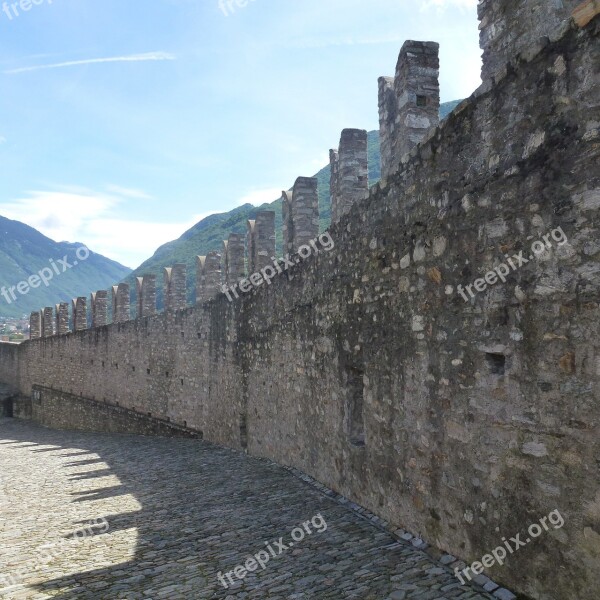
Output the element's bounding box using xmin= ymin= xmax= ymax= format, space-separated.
xmin=4 ymin=52 xmax=176 ymax=75
xmin=420 ymin=0 xmax=478 ymax=11
xmin=105 ymin=185 xmax=154 ymax=200
xmin=0 ymin=187 xmax=200 ymax=268
xmin=0 ymin=136 xmax=6 ymax=145
xmin=285 ymin=34 xmax=407 ymax=49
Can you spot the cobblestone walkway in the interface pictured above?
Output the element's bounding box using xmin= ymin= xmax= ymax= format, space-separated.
xmin=0 ymin=419 xmax=497 ymax=600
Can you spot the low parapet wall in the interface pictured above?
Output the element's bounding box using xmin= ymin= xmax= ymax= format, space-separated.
xmin=30 ymin=386 xmax=202 ymax=438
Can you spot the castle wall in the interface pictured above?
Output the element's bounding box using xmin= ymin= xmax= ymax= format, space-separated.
xmin=1 ymin=15 xmax=598 ymax=600
xmin=241 ymin=21 xmax=599 ymax=600
xmin=478 ymin=0 xmax=581 ymax=81
xmin=12 ymin=299 xmax=244 ymax=449
xmin=30 ymin=386 xmax=200 ymax=438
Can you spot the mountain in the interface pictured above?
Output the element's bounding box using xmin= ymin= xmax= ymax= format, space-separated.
xmin=0 ymin=216 xmax=131 ymax=318
xmin=128 ymin=100 xmax=463 ymax=306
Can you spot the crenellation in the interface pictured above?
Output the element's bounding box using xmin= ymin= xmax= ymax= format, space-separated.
xmin=42 ymin=307 xmax=54 ymax=338
xmin=29 ymin=311 xmax=41 ymax=340
xmin=56 ymin=302 xmax=70 ymax=335
xmin=224 ymin=233 xmax=245 ymax=286
xmin=72 ymin=297 xmax=87 ymax=332
xmin=377 ymin=76 xmax=396 ymax=182
xmin=137 ymin=275 xmax=157 ymax=318
xmin=91 ymin=291 xmax=108 ymax=328
xmin=379 ymin=41 xmax=440 ymax=180
xmin=246 ymin=220 xmax=257 ymax=274
xmin=164 ymin=264 xmax=187 ymax=312
xmin=281 ymin=190 xmax=294 ymax=255
xmin=329 ymin=151 xmax=340 ymax=223
xmin=112 ymin=284 xmax=131 ymax=323
xmin=331 ymin=129 xmax=368 ymax=223
xmin=197 ymin=252 xmax=223 ymax=303
xmin=291 ymin=177 xmax=320 ymax=251
xmin=254 ymin=211 xmax=276 ymax=271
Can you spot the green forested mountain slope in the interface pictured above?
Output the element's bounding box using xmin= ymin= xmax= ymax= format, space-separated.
xmin=0 ymin=216 xmax=131 ymax=318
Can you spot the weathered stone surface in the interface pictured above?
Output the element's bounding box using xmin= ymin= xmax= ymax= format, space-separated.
xmin=197 ymin=251 xmax=222 ymax=303
xmin=478 ymin=0 xmax=580 ymax=81
xmin=330 ymin=129 xmax=369 ymax=223
xmin=282 ymin=190 xmax=295 ymax=255
xmin=29 ymin=311 xmax=41 ymax=340
xmin=91 ymin=291 xmax=108 ymax=328
xmin=111 ymin=284 xmax=130 ymax=324
xmin=222 ymin=233 xmax=246 ymax=287
xmin=55 ymin=302 xmax=70 ymax=335
xmin=41 ymin=307 xmax=54 ymax=338
xmin=291 ymin=177 xmax=319 ymax=251
xmin=246 ymin=219 xmax=257 ymax=274
xmin=254 ymin=211 xmax=276 ymax=271
xmin=136 ymin=275 xmax=157 ymax=318
xmin=72 ymin=297 xmax=87 ymax=332
xmin=379 ymin=41 xmax=439 ymax=180
xmin=163 ymin=264 xmax=187 ymax=312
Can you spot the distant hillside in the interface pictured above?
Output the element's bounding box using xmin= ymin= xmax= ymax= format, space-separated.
xmin=129 ymin=100 xmax=462 ymax=306
xmin=0 ymin=216 xmax=131 ymax=318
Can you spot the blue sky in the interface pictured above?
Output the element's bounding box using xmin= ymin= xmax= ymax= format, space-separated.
xmin=0 ymin=0 xmax=481 ymax=268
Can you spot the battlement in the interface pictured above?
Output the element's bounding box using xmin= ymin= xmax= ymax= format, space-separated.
xmin=26 ymin=1 xmax=599 ymax=339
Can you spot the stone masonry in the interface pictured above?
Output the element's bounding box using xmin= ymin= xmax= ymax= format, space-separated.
xmin=42 ymin=307 xmax=54 ymax=338
xmin=330 ymin=129 xmax=369 ymax=223
xmin=136 ymin=275 xmax=157 ymax=318
xmin=91 ymin=291 xmax=108 ymax=328
xmin=478 ymin=0 xmax=581 ymax=81
xmin=379 ymin=41 xmax=440 ymax=181
xmin=55 ymin=302 xmax=70 ymax=335
xmin=2 ymin=7 xmax=599 ymax=600
xmin=72 ymin=297 xmax=87 ymax=332
xmin=290 ymin=177 xmax=320 ymax=252
xmin=0 ymin=418 xmax=498 ymax=599
xmin=281 ymin=190 xmax=294 ymax=255
xmin=112 ymin=284 xmax=130 ymax=323
xmin=163 ymin=264 xmax=187 ymax=312
xmin=254 ymin=211 xmax=276 ymax=271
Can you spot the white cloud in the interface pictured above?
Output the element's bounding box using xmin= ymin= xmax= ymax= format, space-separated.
xmin=420 ymin=0 xmax=478 ymax=11
xmin=105 ymin=185 xmax=154 ymax=200
xmin=235 ymin=188 xmax=282 ymax=207
xmin=0 ymin=188 xmax=202 ymax=269
xmin=0 ymin=136 xmax=6 ymax=145
xmin=4 ymin=52 xmax=176 ymax=75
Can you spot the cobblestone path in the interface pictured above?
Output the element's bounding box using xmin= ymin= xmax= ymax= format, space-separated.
xmin=0 ymin=419 xmax=497 ymax=600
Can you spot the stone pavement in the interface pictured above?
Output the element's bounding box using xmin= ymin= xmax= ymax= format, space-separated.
xmin=0 ymin=419 xmax=497 ymax=600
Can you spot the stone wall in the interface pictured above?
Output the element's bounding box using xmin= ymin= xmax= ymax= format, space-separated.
xmin=1 ymin=12 xmax=598 ymax=600
xmin=478 ymin=0 xmax=581 ymax=81
xmin=30 ymin=386 xmax=201 ymax=437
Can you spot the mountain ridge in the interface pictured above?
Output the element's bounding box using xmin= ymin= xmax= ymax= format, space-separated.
xmin=0 ymin=215 xmax=131 ymax=318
